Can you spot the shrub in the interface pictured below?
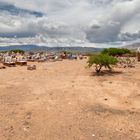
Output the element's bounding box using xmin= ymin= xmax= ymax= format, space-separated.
xmin=102 ymin=48 xmax=131 ymax=56
xmin=87 ymin=54 xmax=118 ymax=73
xmin=10 ymin=49 xmax=25 ymax=54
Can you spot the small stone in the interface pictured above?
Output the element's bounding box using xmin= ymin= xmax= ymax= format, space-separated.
xmin=125 ymin=101 xmax=128 ymax=103
xmin=92 ymin=134 xmax=95 ymax=137
xmin=120 ymin=128 xmax=123 ymax=131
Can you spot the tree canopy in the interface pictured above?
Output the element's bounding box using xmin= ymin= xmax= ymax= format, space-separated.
xmin=101 ymin=48 xmax=131 ymax=56
xmin=10 ymin=49 xmax=25 ymax=54
xmin=87 ymin=54 xmax=118 ymax=73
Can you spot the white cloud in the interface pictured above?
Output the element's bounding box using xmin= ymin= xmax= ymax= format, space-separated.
xmin=0 ymin=0 xmax=140 ymax=47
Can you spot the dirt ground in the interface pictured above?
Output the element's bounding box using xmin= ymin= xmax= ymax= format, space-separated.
xmin=0 ymin=59 xmax=140 ymax=140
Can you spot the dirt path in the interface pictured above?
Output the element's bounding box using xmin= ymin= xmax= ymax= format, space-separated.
xmin=0 ymin=60 xmax=140 ymax=140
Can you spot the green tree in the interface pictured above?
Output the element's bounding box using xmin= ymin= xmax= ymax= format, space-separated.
xmin=87 ymin=54 xmax=118 ymax=73
xmin=10 ymin=49 xmax=25 ymax=54
xmin=102 ymin=48 xmax=131 ymax=56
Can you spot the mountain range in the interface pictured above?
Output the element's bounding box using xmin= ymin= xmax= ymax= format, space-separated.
xmin=0 ymin=45 xmax=103 ymax=53
xmin=123 ymin=43 xmax=140 ymax=50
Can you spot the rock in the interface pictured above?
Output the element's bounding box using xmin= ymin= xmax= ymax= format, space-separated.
xmin=27 ymin=65 xmax=36 ymax=70
xmin=92 ymin=134 xmax=95 ymax=137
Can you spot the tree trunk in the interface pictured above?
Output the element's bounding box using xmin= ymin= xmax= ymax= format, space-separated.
xmin=96 ymin=65 xmax=102 ymax=73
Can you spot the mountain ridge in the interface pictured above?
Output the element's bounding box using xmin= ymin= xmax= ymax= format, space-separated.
xmin=123 ymin=42 xmax=140 ymax=50
xmin=0 ymin=45 xmax=103 ymax=53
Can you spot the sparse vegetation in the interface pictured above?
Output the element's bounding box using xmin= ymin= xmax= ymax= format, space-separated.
xmin=88 ymin=54 xmax=118 ymax=73
xmin=101 ymin=48 xmax=131 ymax=56
xmin=10 ymin=49 xmax=25 ymax=54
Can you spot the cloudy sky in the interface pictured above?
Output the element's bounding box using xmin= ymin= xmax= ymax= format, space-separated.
xmin=0 ymin=0 xmax=140 ymax=47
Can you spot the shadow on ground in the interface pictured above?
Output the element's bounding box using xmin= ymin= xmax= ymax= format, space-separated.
xmin=91 ymin=70 xmax=123 ymax=76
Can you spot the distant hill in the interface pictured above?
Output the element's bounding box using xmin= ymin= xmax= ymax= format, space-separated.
xmin=123 ymin=43 xmax=140 ymax=50
xmin=0 ymin=45 xmax=103 ymax=53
